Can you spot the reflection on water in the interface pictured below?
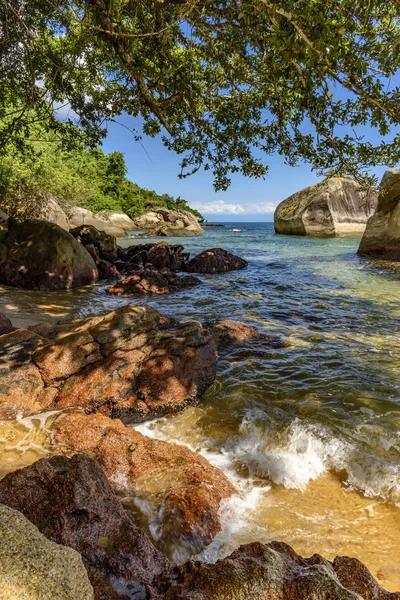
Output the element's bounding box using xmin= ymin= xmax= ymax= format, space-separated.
xmin=0 ymin=223 xmax=399 ymax=589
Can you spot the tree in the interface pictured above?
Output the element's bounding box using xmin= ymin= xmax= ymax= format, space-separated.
xmin=1 ymin=0 xmax=400 ymax=190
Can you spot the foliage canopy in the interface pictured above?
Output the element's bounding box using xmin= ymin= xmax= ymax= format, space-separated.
xmin=1 ymin=0 xmax=400 ymax=189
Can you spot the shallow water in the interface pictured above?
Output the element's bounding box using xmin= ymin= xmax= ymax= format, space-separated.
xmin=0 ymin=223 xmax=399 ymax=589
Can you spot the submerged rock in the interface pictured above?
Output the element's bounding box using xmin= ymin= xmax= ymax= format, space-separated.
xmin=185 ymin=248 xmax=248 ymax=273
xmin=106 ymin=269 xmax=200 ymax=296
xmin=0 ymin=503 xmax=93 ymax=600
xmin=274 ymin=176 xmax=377 ymax=237
xmin=0 ymin=311 xmax=14 ymax=335
xmin=50 ymin=412 xmax=236 ymax=560
xmin=358 ymin=169 xmax=400 ymax=260
xmin=0 ymin=220 xmax=97 ymax=290
xmin=134 ymin=209 xmax=204 ymax=237
xmin=0 ymin=454 xmax=169 ymax=599
xmin=0 ymin=305 xmax=217 ymax=422
xmin=213 ymin=319 xmax=284 ymax=348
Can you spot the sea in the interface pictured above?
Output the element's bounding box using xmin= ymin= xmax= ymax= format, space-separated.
xmin=1 ymin=222 xmax=400 ymax=589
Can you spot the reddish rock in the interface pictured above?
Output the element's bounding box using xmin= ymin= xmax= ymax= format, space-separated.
xmin=106 ymin=269 xmax=200 ymax=296
xmin=333 ymin=556 xmax=400 ymax=600
xmin=95 ymin=258 xmax=121 ymax=280
xmin=213 ymin=319 xmax=284 ymax=348
xmin=0 ymin=220 xmax=97 ymax=290
xmin=185 ymin=248 xmax=248 ymax=273
xmin=51 ymin=411 xmax=236 ymax=559
xmin=163 ymin=541 xmax=400 ymax=600
xmin=0 ymin=454 xmax=170 ymax=599
xmin=0 ymin=306 xmax=217 ymax=423
xmin=70 ymin=224 xmax=118 ymax=262
xmin=0 ymin=311 xmax=14 ymax=335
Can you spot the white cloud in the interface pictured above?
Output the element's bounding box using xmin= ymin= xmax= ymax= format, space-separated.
xmin=192 ymin=200 xmax=276 ymax=215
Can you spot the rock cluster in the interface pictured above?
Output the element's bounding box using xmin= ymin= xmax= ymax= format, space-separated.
xmin=274 ymin=176 xmax=378 ymax=237
xmin=134 ymin=208 xmax=204 ymax=237
xmin=107 ymin=269 xmax=200 ymax=296
xmin=185 ymin=248 xmax=248 ymax=274
xmin=358 ymin=169 xmax=400 ymax=260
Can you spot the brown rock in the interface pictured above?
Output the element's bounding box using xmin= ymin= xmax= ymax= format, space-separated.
xmin=0 ymin=311 xmax=14 ymax=335
xmin=70 ymin=224 xmax=118 ymax=262
xmin=213 ymin=319 xmax=284 ymax=348
xmin=106 ymin=269 xmax=200 ymax=296
xmin=185 ymin=248 xmax=248 ymax=273
xmin=51 ymin=411 xmax=236 ymax=560
xmin=0 ymin=454 xmax=170 ymax=600
xmin=0 ymin=220 xmax=97 ymax=290
xmin=333 ymin=556 xmax=400 ymax=600
xmin=163 ymin=541 xmax=399 ymax=600
xmin=0 ymin=306 xmax=217 ymax=422
xmin=95 ymin=258 xmax=121 ymax=280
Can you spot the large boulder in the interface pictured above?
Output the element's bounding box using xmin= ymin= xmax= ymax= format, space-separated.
xmin=274 ymin=177 xmax=378 ymax=237
xmin=35 ymin=197 xmax=71 ymax=230
xmin=134 ymin=209 xmax=204 ymax=237
xmin=0 ymin=220 xmax=98 ymax=290
xmin=67 ymin=207 xmax=136 ymax=238
xmin=185 ymin=248 xmax=248 ymax=273
xmin=70 ymin=224 xmax=118 ymax=262
xmin=50 ymin=412 xmax=236 ymax=561
xmin=0 ymin=454 xmax=169 ymax=599
xmin=358 ymin=169 xmax=400 ymax=260
xmin=0 ymin=503 xmax=93 ymax=600
xmin=106 ymin=269 xmax=200 ymax=296
xmin=0 ymin=305 xmax=218 ymax=422
xmin=118 ymin=242 xmax=190 ymax=273
xmin=164 ymin=541 xmax=400 ymax=600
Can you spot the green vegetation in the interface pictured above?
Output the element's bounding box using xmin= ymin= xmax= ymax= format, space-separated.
xmin=0 ymin=121 xmax=203 ymax=220
xmin=1 ymin=1 xmax=400 ymax=191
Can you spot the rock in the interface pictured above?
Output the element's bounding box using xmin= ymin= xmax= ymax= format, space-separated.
xmin=274 ymin=177 xmax=378 ymax=237
xmin=70 ymin=224 xmax=118 ymax=262
xmin=35 ymin=197 xmax=71 ymax=230
xmin=0 ymin=209 xmax=10 ymax=240
xmin=185 ymin=248 xmax=248 ymax=273
xmin=1 ymin=194 xmax=71 ymax=231
xmin=0 ymin=503 xmax=93 ymax=600
xmin=122 ymin=242 xmax=189 ymax=273
xmin=97 ymin=211 xmax=137 ymax=232
xmin=163 ymin=541 xmax=400 ymax=600
xmin=213 ymin=319 xmax=284 ymax=349
xmin=0 ymin=311 xmax=14 ymax=335
xmin=0 ymin=220 xmax=98 ymax=290
xmin=358 ymin=169 xmax=400 ymax=260
xmin=106 ymin=269 xmax=200 ymax=296
xmin=0 ymin=305 xmax=218 ymax=422
xmin=134 ymin=209 xmax=204 ymax=237
xmin=96 ymin=258 xmax=122 ymax=280
xmin=50 ymin=411 xmax=236 ymax=560
xmin=0 ymin=454 xmax=169 ymax=599
xmin=67 ymin=206 xmax=127 ymax=237
xmin=332 ymin=555 xmax=400 ymax=600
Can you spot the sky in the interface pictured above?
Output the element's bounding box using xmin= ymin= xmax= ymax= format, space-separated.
xmin=100 ymin=113 xmax=391 ymax=222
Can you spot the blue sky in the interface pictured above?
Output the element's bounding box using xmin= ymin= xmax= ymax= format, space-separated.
xmin=100 ymin=113 xmax=391 ymax=222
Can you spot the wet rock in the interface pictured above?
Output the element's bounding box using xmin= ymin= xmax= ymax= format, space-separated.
xmin=0 ymin=220 xmax=98 ymax=290
xmin=106 ymin=269 xmax=200 ymax=296
xmin=0 ymin=311 xmax=14 ymax=335
xmin=185 ymin=248 xmax=248 ymax=274
xmin=164 ymin=541 xmax=398 ymax=600
xmin=50 ymin=412 xmax=236 ymax=561
xmin=123 ymin=242 xmax=189 ymax=272
xmin=0 ymin=503 xmax=93 ymax=600
xmin=213 ymin=319 xmax=284 ymax=348
xmin=358 ymin=169 xmax=400 ymax=260
xmin=0 ymin=305 xmax=217 ymax=422
xmin=0 ymin=454 xmax=169 ymax=599
xmin=96 ymin=258 xmax=122 ymax=280
xmin=332 ymin=556 xmax=400 ymax=600
xmin=274 ymin=176 xmax=377 ymax=237
xmin=70 ymin=224 xmax=118 ymax=262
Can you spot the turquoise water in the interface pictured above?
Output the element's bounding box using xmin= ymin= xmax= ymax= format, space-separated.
xmin=1 ymin=222 xmax=400 ymax=586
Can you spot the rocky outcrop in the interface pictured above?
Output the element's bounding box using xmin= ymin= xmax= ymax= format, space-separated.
xmin=164 ymin=541 xmax=400 ymax=600
xmin=0 ymin=454 xmax=169 ymax=599
xmin=119 ymin=241 xmax=190 ymax=273
xmin=134 ymin=209 xmax=204 ymax=237
xmin=96 ymin=211 xmax=137 ymax=233
xmin=185 ymin=248 xmax=248 ymax=273
xmin=274 ymin=177 xmax=378 ymax=237
xmin=0 ymin=305 xmax=217 ymax=422
xmin=0 ymin=503 xmax=93 ymax=600
xmin=0 ymin=220 xmax=98 ymax=290
xmin=67 ymin=206 xmax=131 ymax=237
xmin=34 ymin=197 xmax=71 ymax=230
xmin=358 ymin=169 xmax=400 ymax=260
xmin=50 ymin=412 xmax=236 ymax=560
xmin=107 ymin=269 xmax=200 ymax=296
xmin=70 ymin=224 xmax=118 ymax=262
